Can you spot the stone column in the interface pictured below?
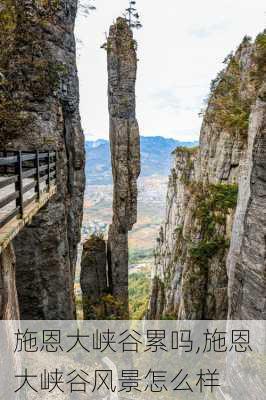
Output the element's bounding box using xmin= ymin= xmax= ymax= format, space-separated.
xmin=80 ymin=236 xmax=108 ymax=319
xmin=106 ymin=17 xmax=141 ymax=317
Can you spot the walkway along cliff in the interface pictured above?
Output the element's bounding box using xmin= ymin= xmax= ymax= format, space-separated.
xmin=147 ymin=31 xmax=266 ymax=320
xmin=81 ymin=17 xmax=140 ymax=319
xmin=0 ymin=1 xmax=85 ymax=319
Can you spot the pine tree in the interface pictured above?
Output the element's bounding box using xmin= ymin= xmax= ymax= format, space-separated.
xmin=123 ymin=0 xmax=143 ymax=29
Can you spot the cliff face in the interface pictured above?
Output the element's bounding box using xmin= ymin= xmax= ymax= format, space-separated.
xmin=80 ymin=236 xmax=108 ymax=319
xmin=0 ymin=1 xmax=85 ymax=319
xmin=147 ymin=32 xmax=266 ymax=320
xmin=107 ymin=18 xmax=140 ymax=314
xmin=228 ymin=82 xmax=266 ymax=319
xmin=0 ymin=244 xmax=20 ymax=320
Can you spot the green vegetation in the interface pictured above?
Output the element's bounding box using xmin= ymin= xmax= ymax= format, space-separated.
xmin=205 ymin=55 xmax=251 ymax=138
xmin=123 ymin=0 xmax=143 ymax=30
xmin=252 ymin=31 xmax=266 ymax=90
xmin=170 ymin=146 xmax=198 ymax=186
xmin=0 ymin=1 xmax=22 ymax=140
xmin=171 ymin=146 xmax=198 ymax=155
xmin=88 ymin=231 xmax=105 ymax=241
xmin=83 ymin=232 xmax=105 ymax=253
xmin=188 ymin=183 xmax=238 ymax=264
xmin=30 ymin=59 xmax=68 ymax=98
xmin=190 ymin=237 xmax=229 ymax=266
xmin=0 ymin=1 xmax=16 ymax=62
xmin=180 ymin=183 xmax=237 ymax=317
xmin=101 ymin=14 xmax=139 ymax=52
xmin=202 ymin=31 xmax=266 ymax=139
xmin=82 ymin=293 xmax=128 ymax=320
xmin=193 ymin=183 xmax=238 ymax=235
xmin=129 ymin=248 xmax=153 ymax=264
xmin=129 ymin=272 xmax=151 ymax=319
xmin=255 ymin=31 xmax=266 ymax=61
xmin=0 ymin=2 xmax=68 ymax=142
xmin=160 ymin=314 xmax=177 ymax=320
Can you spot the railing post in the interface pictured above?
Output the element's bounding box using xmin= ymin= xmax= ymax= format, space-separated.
xmin=47 ymin=150 xmax=50 ymax=191
xmin=35 ymin=150 xmax=40 ymax=200
xmin=15 ymin=151 xmax=24 ymax=218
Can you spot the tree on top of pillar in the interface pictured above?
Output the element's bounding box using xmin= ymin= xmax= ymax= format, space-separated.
xmin=123 ymin=0 xmax=143 ymax=29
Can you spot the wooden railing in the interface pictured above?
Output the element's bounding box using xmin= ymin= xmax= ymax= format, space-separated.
xmin=0 ymin=150 xmax=57 ymax=230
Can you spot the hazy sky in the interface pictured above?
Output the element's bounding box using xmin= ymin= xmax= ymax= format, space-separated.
xmin=75 ymin=0 xmax=265 ymax=141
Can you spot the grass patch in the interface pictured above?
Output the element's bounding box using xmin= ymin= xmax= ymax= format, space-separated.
xmin=129 ymin=248 xmax=153 ymax=264
xmin=205 ymin=56 xmax=251 ymax=137
xmin=190 ymin=237 xmax=230 ymax=266
xmin=129 ymin=272 xmax=151 ymax=319
xmin=171 ymin=146 xmax=198 ymax=155
xmin=188 ymin=182 xmax=238 ymax=265
xmin=252 ymin=31 xmax=266 ymax=90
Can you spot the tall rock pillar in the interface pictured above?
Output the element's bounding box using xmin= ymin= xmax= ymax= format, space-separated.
xmin=107 ymin=17 xmax=140 ymax=316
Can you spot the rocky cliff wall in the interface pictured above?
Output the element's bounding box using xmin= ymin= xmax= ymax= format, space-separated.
xmin=0 ymin=244 xmax=20 ymax=320
xmin=80 ymin=236 xmax=108 ymax=319
xmin=0 ymin=0 xmax=85 ymax=319
xmin=147 ymin=32 xmax=266 ymax=320
xmin=107 ymin=17 xmax=140 ymax=315
xmin=228 ymin=82 xmax=266 ymax=319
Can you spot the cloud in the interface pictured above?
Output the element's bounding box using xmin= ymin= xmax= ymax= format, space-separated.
xmin=75 ymin=0 xmax=266 ymax=141
xmin=150 ymin=86 xmax=206 ymax=116
xmin=189 ymin=20 xmax=230 ymax=39
xmin=151 ymin=89 xmax=181 ymax=113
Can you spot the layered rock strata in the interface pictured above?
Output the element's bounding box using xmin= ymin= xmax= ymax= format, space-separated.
xmin=147 ymin=32 xmax=266 ymax=320
xmin=80 ymin=236 xmax=108 ymax=319
xmin=106 ymin=18 xmax=140 ymax=316
xmin=0 ymin=0 xmax=85 ymax=319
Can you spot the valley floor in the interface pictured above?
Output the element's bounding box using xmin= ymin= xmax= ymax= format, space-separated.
xmin=82 ymin=175 xmax=168 ymax=262
xmin=77 ymin=175 xmax=168 ymax=318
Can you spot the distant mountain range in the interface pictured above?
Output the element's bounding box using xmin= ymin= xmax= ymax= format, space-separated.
xmin=85 ymin=136 xmax=198 ymax=185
